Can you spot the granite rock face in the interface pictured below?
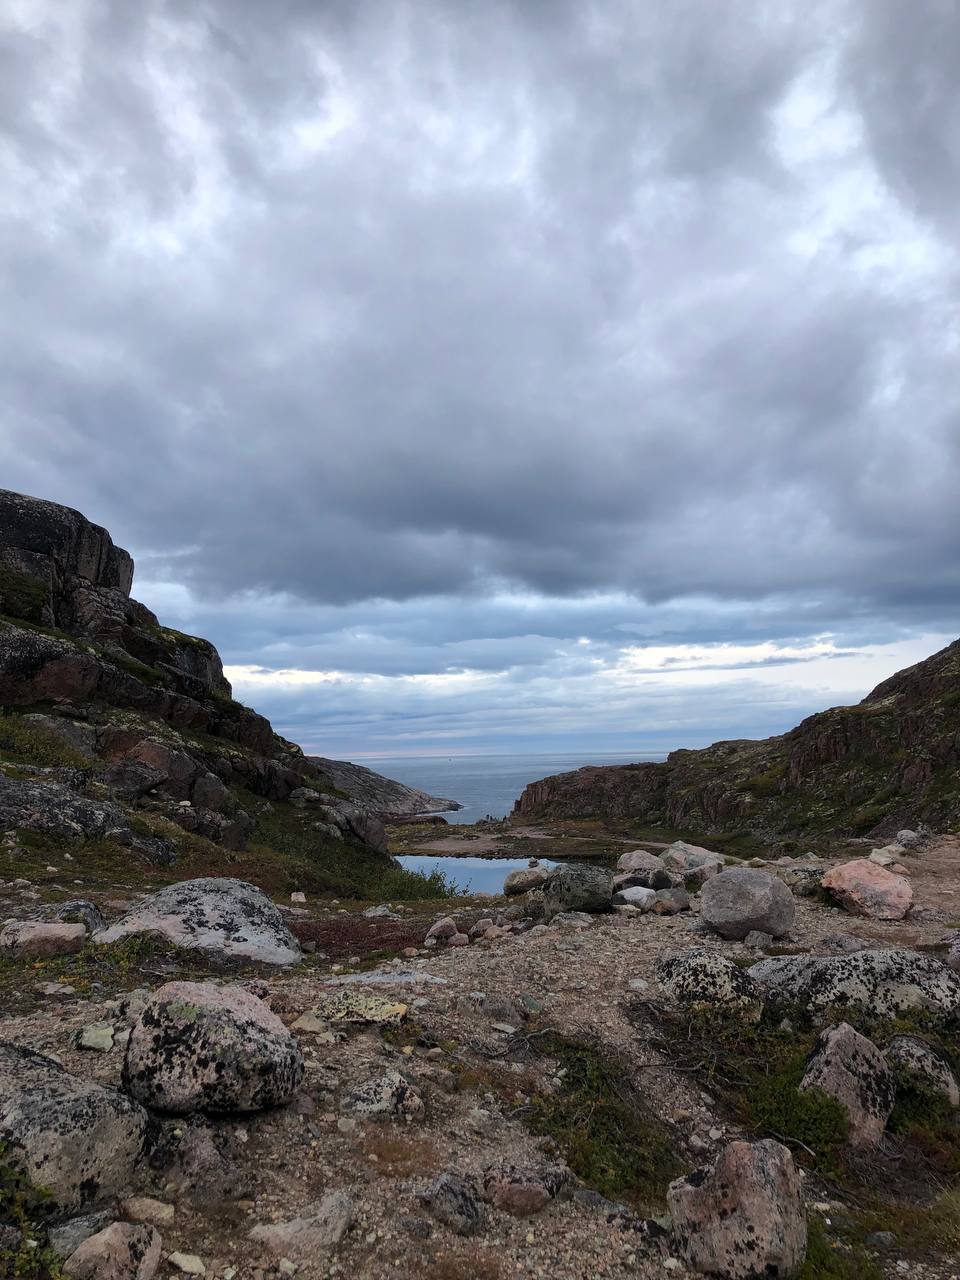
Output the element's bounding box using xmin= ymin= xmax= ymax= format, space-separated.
xmin=123 ymin=981 xmax=304 ymax=1114
xmin=656 ymin=949 xmax=763 ymax=1015
xmin=0 ymin=1041 xmax=148 ymax=1213
xmin=94 ymin=878 xmax=303 ymax=966
xmin=668 ymin=1139 xmax=806 ymax=1280
xmin=307 ymin=756 xmax=461 ymax=817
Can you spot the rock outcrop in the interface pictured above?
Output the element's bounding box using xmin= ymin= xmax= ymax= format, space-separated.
xmin=307 ymin=756 xmax=461 ymax=817
xmin=0 ymin=488 xmax=389 ymax=860
xmin=513 ymin=636 xmax=960 ymax=839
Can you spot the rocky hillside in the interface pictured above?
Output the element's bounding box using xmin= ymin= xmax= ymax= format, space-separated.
xmin=0 ymin=488 xmax=390 ymax=887
xmin=514 ymin=638 xmax=960 ymax=840
xmin=308 ymin=756 xmax=460 ymax=818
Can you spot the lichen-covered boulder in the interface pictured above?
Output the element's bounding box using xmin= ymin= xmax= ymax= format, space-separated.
xmin=503 ymin=864 xmax=551 ymax=895
xmin=660 ymin=841 xmax=724 ymax=888
xmin=748 ymin=949 xmax=960 ymax=1022
xmin=656 ymin=949 xmax=763 ymax=1016
xmin=94 ymin=878 xmax=302 ymax=966
xmin=339 ymin=1070 xmax=424 ymax=1122
xmin=122 ymin=981 xmax=304 ymax=1114
xmin=800 ymin=1023 xmax=895 ymax=1147
xmin=821 ymin=859 xmax=913 ymax=920
xmin=62 ymin=1222 xmax=161 ymax=1280
xmin=0 ymin=1042 xmax=147 ymax=1213
xmin=700 ymin=867 xmax=795 ymax=940
xmin=668 ymin=1139 xmax=806 ymax=1280
xmin=542 ymin=864 xmax=613 ymax=920
xmin=419 ymin=1172 xmax=485 ymax=1236
xmin=883 ymin=1036 xmax=959 ymax=1106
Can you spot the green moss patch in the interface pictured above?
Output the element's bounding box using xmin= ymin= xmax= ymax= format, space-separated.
xmin=0 ymin=714 xmax=91 ymax=771
xmin=0 ymin=567 xmax=47 ymax=626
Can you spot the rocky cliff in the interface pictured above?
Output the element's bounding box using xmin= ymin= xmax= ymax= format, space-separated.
xmin=308 ymin=757 xmax=461 ymax=818
xmin=514 ymin=638 xmax=960 ymax=840
xmin=0 ymin=488 xmax=388 ymax=869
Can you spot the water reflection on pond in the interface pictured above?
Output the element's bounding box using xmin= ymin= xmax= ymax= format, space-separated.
xmin=396 ymin=854 xmax=561 ymax=895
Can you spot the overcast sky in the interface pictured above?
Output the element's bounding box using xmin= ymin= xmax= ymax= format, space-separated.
xmin=2 ymin=0 xmax=958 ymax=758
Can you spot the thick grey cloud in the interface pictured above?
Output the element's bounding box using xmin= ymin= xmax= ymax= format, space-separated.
xmin=1 ymin=0 xmax=958 ymax=751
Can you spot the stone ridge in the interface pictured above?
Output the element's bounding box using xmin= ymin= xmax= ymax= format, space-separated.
xmin=513 ymin=636 xmax=960 ymax=839
xmin=308 ymin=756 xmax=462 ymax=817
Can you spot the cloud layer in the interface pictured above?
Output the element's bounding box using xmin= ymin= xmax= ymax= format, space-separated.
xmin=2 ymin=0 xmax=958 ymax=753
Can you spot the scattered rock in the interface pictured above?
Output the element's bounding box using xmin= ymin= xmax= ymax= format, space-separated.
xmin=418 ymin=1172 xmax=485 ymax=1236
xmin=249 ymin=1191 xmax=354 ymax=1260
xmin=700 ymin=867 xmax=794 ymax=940
xmin=743 ymin=930 xmax=774 ymax=949
xmin=0 ymin=920 xmax=86 ymax=957
xmin=93 ymin=878 xmax=302 ymax=965
xmin=652 ymin=886 xmax=690 ymax=914
xmin=122 ymin=981 xmax=304 ymax=1113
xmin=542 ymin=864 xmax=613 ymax=920
xmin=122 ymin=1197 xmax=176 ymax=1228
xmin=800 ymin=1022 xmax=895 ymax=1147
xmin=0 ymin=1041 xmax=147 ymax=1212
xmin=656 ymin=949 xmax=763 ymax=1016
xmin=612 ymin=885 xmax=657 ymax=909
xmin=296 ymin=990 xmax=408 ymax=1027
xmin=615 ymin=850 xmax=674 ymax=888
xmin=821 ymin=859 xmax=913 ymax=920
xmin=363 ymin=904 xmax=399 ymax=919
xmin=48 ymin=1212 xmax=114 ymax=1260
xmin=550 ymin=911 xmax=596 ymax=929
xmin=748 ymin=948 xmax=960 ymax=1021
xmin=896 ymin=829 xmax=923 ymax=849
xmin=167 ymin=1253 xmax=206 ymax=1276
xmin=668 ymin=1139 xmax=806 ymax=1280
xmin=883 ymin=1036 xmax=960 ymax=1106
xmin=424 ymin=916 xmax=458 ymax=943
xmin=480 ymin=1164 xmax=570 ymax=1216
xmin=62 ymin=1222 xmax=161 ymax=1280
xmin=77 ymin=1021 xmax=115 ymax=1052
xmin=340 ymin=1070 xmax=424 ymax=1121
xmin=503 ymin=864 xmax=551 ymax=896
xmin=660 ymin=841 xmax=724 ymax=888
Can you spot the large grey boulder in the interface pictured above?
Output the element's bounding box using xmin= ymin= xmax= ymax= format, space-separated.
xmin=656 ymin=949 xmax=763 ymax=1016
xmin=701 ymin=867 xmax=795 ymax=940
xmin=660 ymin=840 xmax=724 ymax=888
xmin=0 ymin=1042 xmax=147 ymax=1213
xmin=668 ymin=1139 xmax=806 ymax=1280
xmin=748 ymin=948 xmax=960 ymax=1022
xmin=541 ymin=864 xmax=613 ymax=920
xmin=93 ymin=878 xmax=302 ymax=966
xmin=800 ymin=1023 xmax=895 ymax=1147
xmin=123 ymin=981 xmax=304 ymax=1114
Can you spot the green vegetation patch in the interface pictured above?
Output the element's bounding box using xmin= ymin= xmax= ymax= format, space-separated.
xmin=525 ymin=1033 xmax=683 ymax=1207
xmin=0 ymin=1141 xmax=61 ymax=1278
xmin=0 ymin=714 xmax=91 ymax=771
xmin=0 ymin=567 xmax=47 ymax=626
xmin=797 ymin=1216 xmax=883 ymax=1280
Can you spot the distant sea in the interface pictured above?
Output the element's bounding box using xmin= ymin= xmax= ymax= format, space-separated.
xmin=355 ymin=751 xmax=669 ymax=824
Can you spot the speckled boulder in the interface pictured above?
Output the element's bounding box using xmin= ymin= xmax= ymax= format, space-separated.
xmin=419 ymin=1172 xmax=485 ymax=1235
xmin=656 ymin=949 xmax=763 ymax=1017
xmin=822 ymin=859 xmax=913 ymax=920
xmin=542 ymin=864 xmax=614 ymax=920
xmin=883 ymin=1036 xmax=959 ymax=1106
xmin=748 ymin=948 xmax=960 ymax=1022
xmin=0 ymin=920 xmax=86 ymax=957
xmin=800 ymin=1022 xmax=895 ymax=1147
xmin=668 ymin=1139 xmax=806 ymax=1280
xmin=0 ymin=1042 xmax=147 ymax=1213
xmin=339 ymin=1069 xmax=424 ymax=1121
xmin=62 ymin=1222 xmax=161 ymax=1280
xmin=93 ymin=878 xmax=302 ymax=965
xmin=700 ymin=867 xmax=794 ymax=940
xmin=122 ymin=981 xmax=304 ymax=1114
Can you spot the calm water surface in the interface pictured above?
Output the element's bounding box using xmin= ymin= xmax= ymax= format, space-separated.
xmin=360 ymin=751 xmax=668 ymax=824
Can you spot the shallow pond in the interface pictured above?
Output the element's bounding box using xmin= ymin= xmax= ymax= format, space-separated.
xmin=396 ymin=853 xmax=563 ymax=895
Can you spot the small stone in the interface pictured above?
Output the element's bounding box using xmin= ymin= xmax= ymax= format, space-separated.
xmin=0 ymin=920 xmax=86 ymax=958
xmin=419 ymin=1172 xmax=485 ymax=1236
xmin=77 ymin=1021 xmax=115 ymax=1052
xmin=168 ymin=1253 xmax=206 ymax=1275
xmin=122 ymin=1197 xmax=175 ymax=1227
xmin=63 ymin=1222 xmax=161 ymax=1279
xmin=290 ymin=892 xmax=306 ymax=903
